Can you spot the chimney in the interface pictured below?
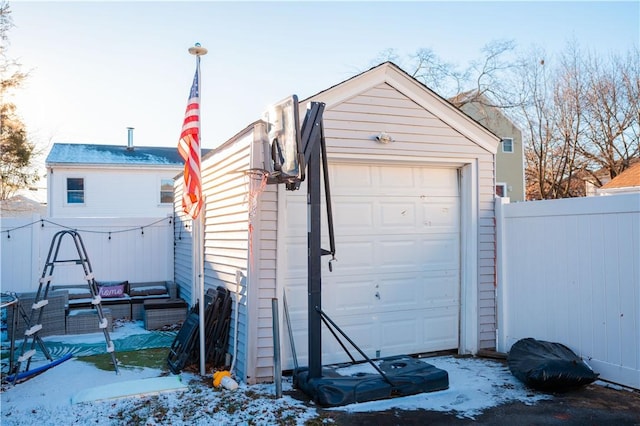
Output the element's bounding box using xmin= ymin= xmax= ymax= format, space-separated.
xmin=126 ymin=127 xmax=134 ymax=150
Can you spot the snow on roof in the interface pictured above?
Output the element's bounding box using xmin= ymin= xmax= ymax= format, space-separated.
xmin=46 ymin=143 xmax=185 ymax=166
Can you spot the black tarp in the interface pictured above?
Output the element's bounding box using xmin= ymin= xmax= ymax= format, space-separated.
xmin=507 ymin=338 xmax=599 ymax=392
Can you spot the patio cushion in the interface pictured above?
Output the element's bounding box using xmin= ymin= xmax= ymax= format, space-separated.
xmin=129 ymin=285 xmax=167 ymax=297
xmin=98 ymin=281 xmax=128 ymax=298
xmin=67 ymin=287 xmax=91 ymax=300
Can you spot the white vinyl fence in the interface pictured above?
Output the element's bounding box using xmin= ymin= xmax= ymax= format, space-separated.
xmin=496 ymin=193 xmax=640 ymax=389
xmin=1 ymin=215 xmax=174 ymax=293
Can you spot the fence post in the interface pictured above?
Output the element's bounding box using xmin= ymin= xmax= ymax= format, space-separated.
xmin=31 ymin=214 xmax=42 ymax=290
xmin=494 ymin=197 xmax=509 ymax=353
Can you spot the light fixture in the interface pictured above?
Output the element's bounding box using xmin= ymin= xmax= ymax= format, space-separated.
xmin=375 ymin=132 xmax=394 ymax=144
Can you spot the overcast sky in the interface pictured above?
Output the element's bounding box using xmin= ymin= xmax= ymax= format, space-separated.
xmin=7 ymin=1 xmax=639 ymax=158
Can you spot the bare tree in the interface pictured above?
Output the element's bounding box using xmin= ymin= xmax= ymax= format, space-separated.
xmin=514 ymin=44 xmax=639 ymax=199
xmin=374 ymin=39 xmax=519 ymax=107
xmin=0 ymin=1 xmax=39 ymax=200
xmin=512 ymin=48 xmax=575 ymax=200
xmin=373 ymin=40 xmax=639 ymax=199
xmin=579 ymin=48 xmax=640 ymax=185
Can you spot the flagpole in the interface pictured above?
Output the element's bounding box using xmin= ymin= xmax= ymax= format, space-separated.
xmin=188 ymin=43 xmax=207 ymax=376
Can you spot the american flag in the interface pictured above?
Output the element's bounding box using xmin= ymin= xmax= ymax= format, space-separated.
xmin=178 ymin=57 xmax=203 ymax=219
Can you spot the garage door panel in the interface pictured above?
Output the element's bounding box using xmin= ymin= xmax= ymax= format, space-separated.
xmin=325 ymin=278 xmax=373 ymax=314
xmin=321 ymin=319 xmax=378 ymax=363
xmin=328 ymin=240 xmax=375 ymax=273
xmin=420 ymin=237 xmax=459 ymax=270
xmin=377 ymin=307 xmax=458 ymax=355
xmin=334 ymin=201 xmax=375 ymax=230
xmin=420 ymin=273 xmax=460 ymax=308
xmin=379 ymin=201 xmax=417 ymax=228
xmin=331 ymin=163 xmax=374 ymax=191
xmin=376 ymin=273 xmax=422 ymax=311
xmin=285 ymin=195 xmax=307 ymax=234
xmin=376 ymin=239 xmax=422 ymax=269
xmin=283 ymin=282 xmax=309 ymax=318
xmin=285 ymin=241 xmax=308 ymax=274
xmin=332 ymin=197 xmax=459 ymax=235
xmin=422 ymin=308 xmax=459 ymax=350
xmin=379 ymin=315 xmax=419 ymax=353
xmin=282 ymin=163 xmax=460 ymax=368
xmin=418 ymin=168 xmax=459 ymax=196
xmin=421 ymin=198 xmax=460 ymax=230
xmin=377 ymin=166 xmax=416 ymax=190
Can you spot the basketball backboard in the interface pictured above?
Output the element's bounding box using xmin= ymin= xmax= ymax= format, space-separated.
xmin=263 ymin=95 xmax=304 ymax=187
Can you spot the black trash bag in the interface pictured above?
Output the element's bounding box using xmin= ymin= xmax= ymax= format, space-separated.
xmin=507 ymin=338 xmax=599 ymax=392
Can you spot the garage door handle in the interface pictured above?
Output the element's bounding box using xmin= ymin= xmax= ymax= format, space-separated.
xmin=375 ymin=292 xmax=380 ymax=300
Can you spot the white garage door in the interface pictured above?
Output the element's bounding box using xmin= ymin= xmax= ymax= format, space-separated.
xmin=281 ymin=163 xmax=460 ymax=367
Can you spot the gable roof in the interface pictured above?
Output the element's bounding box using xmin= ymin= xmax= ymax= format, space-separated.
xmin=302 ymin=62 xmax=500 ymax=154
xmin=600 ymin=161 xmax=640 ymax=189
xmin=46 ymin=143 xmax=210 ymax=167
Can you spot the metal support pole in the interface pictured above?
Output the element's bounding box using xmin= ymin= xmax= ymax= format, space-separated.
xmin=307 ymin=124 xmax=322 ymax=380
xmin=272 ymin=298 xmax=282 ymax=398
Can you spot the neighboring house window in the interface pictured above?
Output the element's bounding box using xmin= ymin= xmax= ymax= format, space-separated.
xmin=67 ymin=178 xmax=85 ymax=204
xmin=502 ymin=138 xmax=514 ymax=153
xmin=160 ymin=179 xmax=174 ymax=204
xmin=496 ymin=183 xmax=508 ymax=197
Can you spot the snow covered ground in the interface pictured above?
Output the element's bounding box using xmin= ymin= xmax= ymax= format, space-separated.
xmin=1 ymin=322 xmax=557 ymax=425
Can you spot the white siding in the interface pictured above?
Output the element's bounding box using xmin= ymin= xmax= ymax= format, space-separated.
xmin=48 ymin=165 xmax=180 ymax=218
xmin=174 ymin=127 xmax=256 ymax=383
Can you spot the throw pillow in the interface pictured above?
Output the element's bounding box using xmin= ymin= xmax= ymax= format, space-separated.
xmin=98 ymin=281 xmax=127 ymax=298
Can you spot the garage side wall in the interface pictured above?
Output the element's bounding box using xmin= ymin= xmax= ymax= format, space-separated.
xmin=247 ymin=123 xmax=280 ymax=383
xmin=174 ymin=130 xmax=253 ymax=383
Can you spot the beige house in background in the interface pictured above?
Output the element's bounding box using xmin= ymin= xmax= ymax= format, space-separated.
xmin=451 ymin=91 xmax=525 ymax=202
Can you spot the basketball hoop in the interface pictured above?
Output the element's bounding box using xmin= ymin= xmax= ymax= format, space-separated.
xmin=244 ymin=168 xmax=270 ymax=261
xmin=244 ymin=168 xmax=270 ymax=217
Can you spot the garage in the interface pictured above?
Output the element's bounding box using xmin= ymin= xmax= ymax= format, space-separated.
xmin=281 ymin=162 xmax=460 ymax=367
xmin=184 ymin=61 xmax=499 ymax=384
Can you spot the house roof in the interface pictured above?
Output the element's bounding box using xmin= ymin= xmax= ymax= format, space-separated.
xmin=46 ymin=143 xmax=209 ymax=167
xmin=302 ymin=62 xmax=500 ymax=154
xmin=0 ymin=195 xmax=47 ymax=217
xmin=600 ymin=162 xmax=640 ymax=189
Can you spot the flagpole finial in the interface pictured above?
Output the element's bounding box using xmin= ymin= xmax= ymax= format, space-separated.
xmin=189 ymin=43 xmax=208 ymax=56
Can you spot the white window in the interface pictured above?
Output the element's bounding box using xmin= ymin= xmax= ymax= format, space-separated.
xmin=496 ymin=183 xmax=508 ymax=198
xmin=66 ymin=178 xmax=85 ymax=204
xmin=502 ymin=138 xmax=514 ymax=153
xmin=160 ymin=179 xmax=174 ymax=204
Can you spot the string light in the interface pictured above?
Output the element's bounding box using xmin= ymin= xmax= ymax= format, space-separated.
xmin=1 ymin=216 xmax=174 ymax=237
